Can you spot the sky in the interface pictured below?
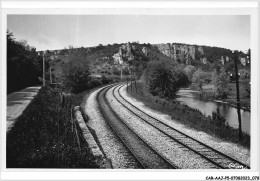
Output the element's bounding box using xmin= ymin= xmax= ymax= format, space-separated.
xmin=7 ymin=15 xmax=250 ymax=51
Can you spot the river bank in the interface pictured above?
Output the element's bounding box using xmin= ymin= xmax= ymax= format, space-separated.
xmin=192 ymin=83 xmax=250 ymax=111
xmin=176 ymin=88 xmax=250 ymax=135
xmin=127 ymin=82 xmax=250 ymax=149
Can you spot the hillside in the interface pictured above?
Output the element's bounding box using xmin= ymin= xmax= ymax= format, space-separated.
xmin=40 ymin=42 xmax=250 ymax=82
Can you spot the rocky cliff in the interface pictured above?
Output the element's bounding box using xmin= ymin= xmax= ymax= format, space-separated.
xmin=153 ymin=43 xmax=207 ymax=65
xmin=112 ymin=42 xmax=135 ymax=64
xmin=112 ymin=42 xmax=214 ymax=66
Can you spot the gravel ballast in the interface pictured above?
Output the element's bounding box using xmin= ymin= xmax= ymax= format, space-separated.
xmin=83 ymin=85 xmax=141 ymax=169
xmin=98 ymin=87 xmax=174 ymax=169
xmin=120 ymin=85 xmax=250 ymax=166
xmin=107 ymin=86 xmax=219 ymax=169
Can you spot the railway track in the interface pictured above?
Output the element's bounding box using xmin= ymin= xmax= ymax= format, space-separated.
xmin=96 ymin=85 xmax=177 ymax=169
xmin=111 ymin=83 xmax=250 ymax=169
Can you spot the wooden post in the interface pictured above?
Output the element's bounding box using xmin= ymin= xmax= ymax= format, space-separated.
xmin=49 ymin=66 xmax=52 ymax=84
xmin=131 ymin=77 xmax=133 ymax=92
xmin=43 ymin=53 xmax=45 ymax=86
xmin=126 ymin=77 xmax=128 ymax=92
xmin=135 ymin=79 xmax=137 ymax=93
xmin=234 ymin=51 xmax=243 ymax=140
xmin=120 ymin=66 xmax=123 ymax=80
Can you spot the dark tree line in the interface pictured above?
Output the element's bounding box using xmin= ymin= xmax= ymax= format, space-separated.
xmin=143 ymin=59 xmax=189 ymax=99
xmin=7 ymin=30 xmax=43 ymax=94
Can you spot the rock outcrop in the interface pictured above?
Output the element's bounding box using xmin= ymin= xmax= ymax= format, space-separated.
xmin=221 ymin=56 xmax=225 ymax=65
xmin=113 ymin=42 xmax=135 ymax=64
xmin=155 ymin=43 xmax=175 ymax=59
xmin=142 ymin=47 xmax=148 ymax=56
xmin=189 ymin=46 xmax=196 ymax=60
xmin=198 ymin=47 xmax=204 ymax=55
xmin=240 ymin=57 xmax=246 ymax=66
xmin=219 ymin=56 xmax=230 ymax=65
xmin=112 ymin=50 xmax=123 ymax=64
xmin=112 ymin=42 xmax=232 ymax=67
xmin=126 ymin=42 xmax=134 ymax=61
xmin=200 ymin=57 xmax=208 ymax=65
xmin=226 ymin=56 xmax=229 ymax=62
xmin=154 ymin=43 xmax=196 ymax=65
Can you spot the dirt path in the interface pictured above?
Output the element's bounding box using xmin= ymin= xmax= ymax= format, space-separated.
xmin=6 ymin=86 xmax=41 ymax=132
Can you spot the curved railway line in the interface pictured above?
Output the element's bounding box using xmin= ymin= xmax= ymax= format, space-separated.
xmin=94 ymin=83 xmax=250 ymax=169
xmin=114 ymin=84 xmax=250 ymax=169
xmin=96 ymin=85 xmax=178 ymax=169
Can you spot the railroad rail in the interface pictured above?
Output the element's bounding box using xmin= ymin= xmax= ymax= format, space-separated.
xmin=96 ymin=85 xmax=177 ymax=169
xmin=112 ymin=83 xmax=250 ymax=169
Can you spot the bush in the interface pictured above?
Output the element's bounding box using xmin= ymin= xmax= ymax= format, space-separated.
xmin=7 ymin=31 xmax=42 ymax=93
xmin=101 ymin=75 xmax=110 ymax=84
xmin=6 ymin=86 xmax=98 ymax=168
xmin=212 ymin=110 xmax=226 ymax=126
xmin=183 ymin=65 xmax=197 ymax=81
xmin=143 ymin=59 xmax=189 ymax=99
xmin=112 ymin=68 xmax=121 ymax=76
xmin=61 ymin=57 xmax=91 ymax=93
xmin=90 ymin=78 xmax=103 ymax=88
xmin=192 ymin=69 xmax=211 ymax=90
xmin=215 ymin=68 xmax=230 ymax=99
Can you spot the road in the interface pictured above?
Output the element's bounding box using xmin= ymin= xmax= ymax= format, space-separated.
xmin=6 ymin=86 xmax=41 ymax=132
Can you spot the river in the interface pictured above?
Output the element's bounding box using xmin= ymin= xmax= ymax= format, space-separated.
xmin=176 ymin=88 xmax=250 ymax=135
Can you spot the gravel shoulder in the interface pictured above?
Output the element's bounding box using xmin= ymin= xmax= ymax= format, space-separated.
xmin=120 ymin=85 xmax=250 ymax=166
xmin=82 ymin=85 xmax=141 ymax=169
xmin=108 ymin=86 xmax=219 ymax=169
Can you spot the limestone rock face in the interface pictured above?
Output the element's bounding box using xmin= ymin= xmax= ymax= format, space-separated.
xmin=154 ymin=43 xmax=197 ymax=65
xmin=126 ymin=42 xmax=134 ymax=61
xmin=172 ymin=44 xmax=177 ymax=60
xmin=119 ymin=47 xmax=123 ymax=56
xmin=221 ymin=56 xmax=225 ymax=65
xmin=198 ymin=47 xmax=204 ymax=55
xmin=240 ymin=57 xmax=246 ymax=66
xmin=226 ymin=56 xmax=229 ymax=62
xmin=112 ymin=50 xmax=123 ymax=64
xmin=200 ymin=57 xmax=208 ymax=64
xmin=113 ymin=42 xmax=136 ymax=64
xmin=189 ymin=46 xmax=196 ymax=61
xmin=121 ymin=44 xmax=126 ymax=50
xmin=142 ymin=47 xmax=148 ymax=56
xmin=155 ymin=43 xmax=175 ymax=59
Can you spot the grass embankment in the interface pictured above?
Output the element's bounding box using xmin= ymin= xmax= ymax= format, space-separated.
xmin=7 ymin=86 xmax=99 ymax=168
xmin=128 ymin=82 xmax=250 ymax=149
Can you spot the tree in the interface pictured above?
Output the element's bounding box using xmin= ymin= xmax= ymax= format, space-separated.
xmin=143 ymin=59 xmax=189 ymax=98
xmin=215 ymin=68 xmax=230 ymax=99
xmin=7 ymin=30 xmax=42 ymax=93
xmin=247 ymin=49 xmax=251 ymax=61
xmin=61 ymin=56 xmax=91 ymax=93
xmin=191 ymin=69 xmax=211 ymax=90
xmin=224 ymin=61 xmax=234 ymax=72
xmin=239 ymin=69 xmax=250 ymax=97
xmin=183 ymin=65 xmax=197 ymax=82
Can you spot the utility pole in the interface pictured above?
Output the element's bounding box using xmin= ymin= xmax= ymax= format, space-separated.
xmin=130 ymin=69 xmax=133 ymax=92
xmin=134 ymin=72 xmax=137 ymax=93
xmin=49 ymin=66 xmax=52 ymax=84
xmin=233 ymin=51 xmax=242 ymax=140
xmin=131 ymin=76 xmax=133 ymax=92
xmin=135 ymin=79 xmax=137 ymax=93
xmin=121 ymin=67 xmax=123 ymax=80
xmin=43 ymin=52 xmax=46 ymax=86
